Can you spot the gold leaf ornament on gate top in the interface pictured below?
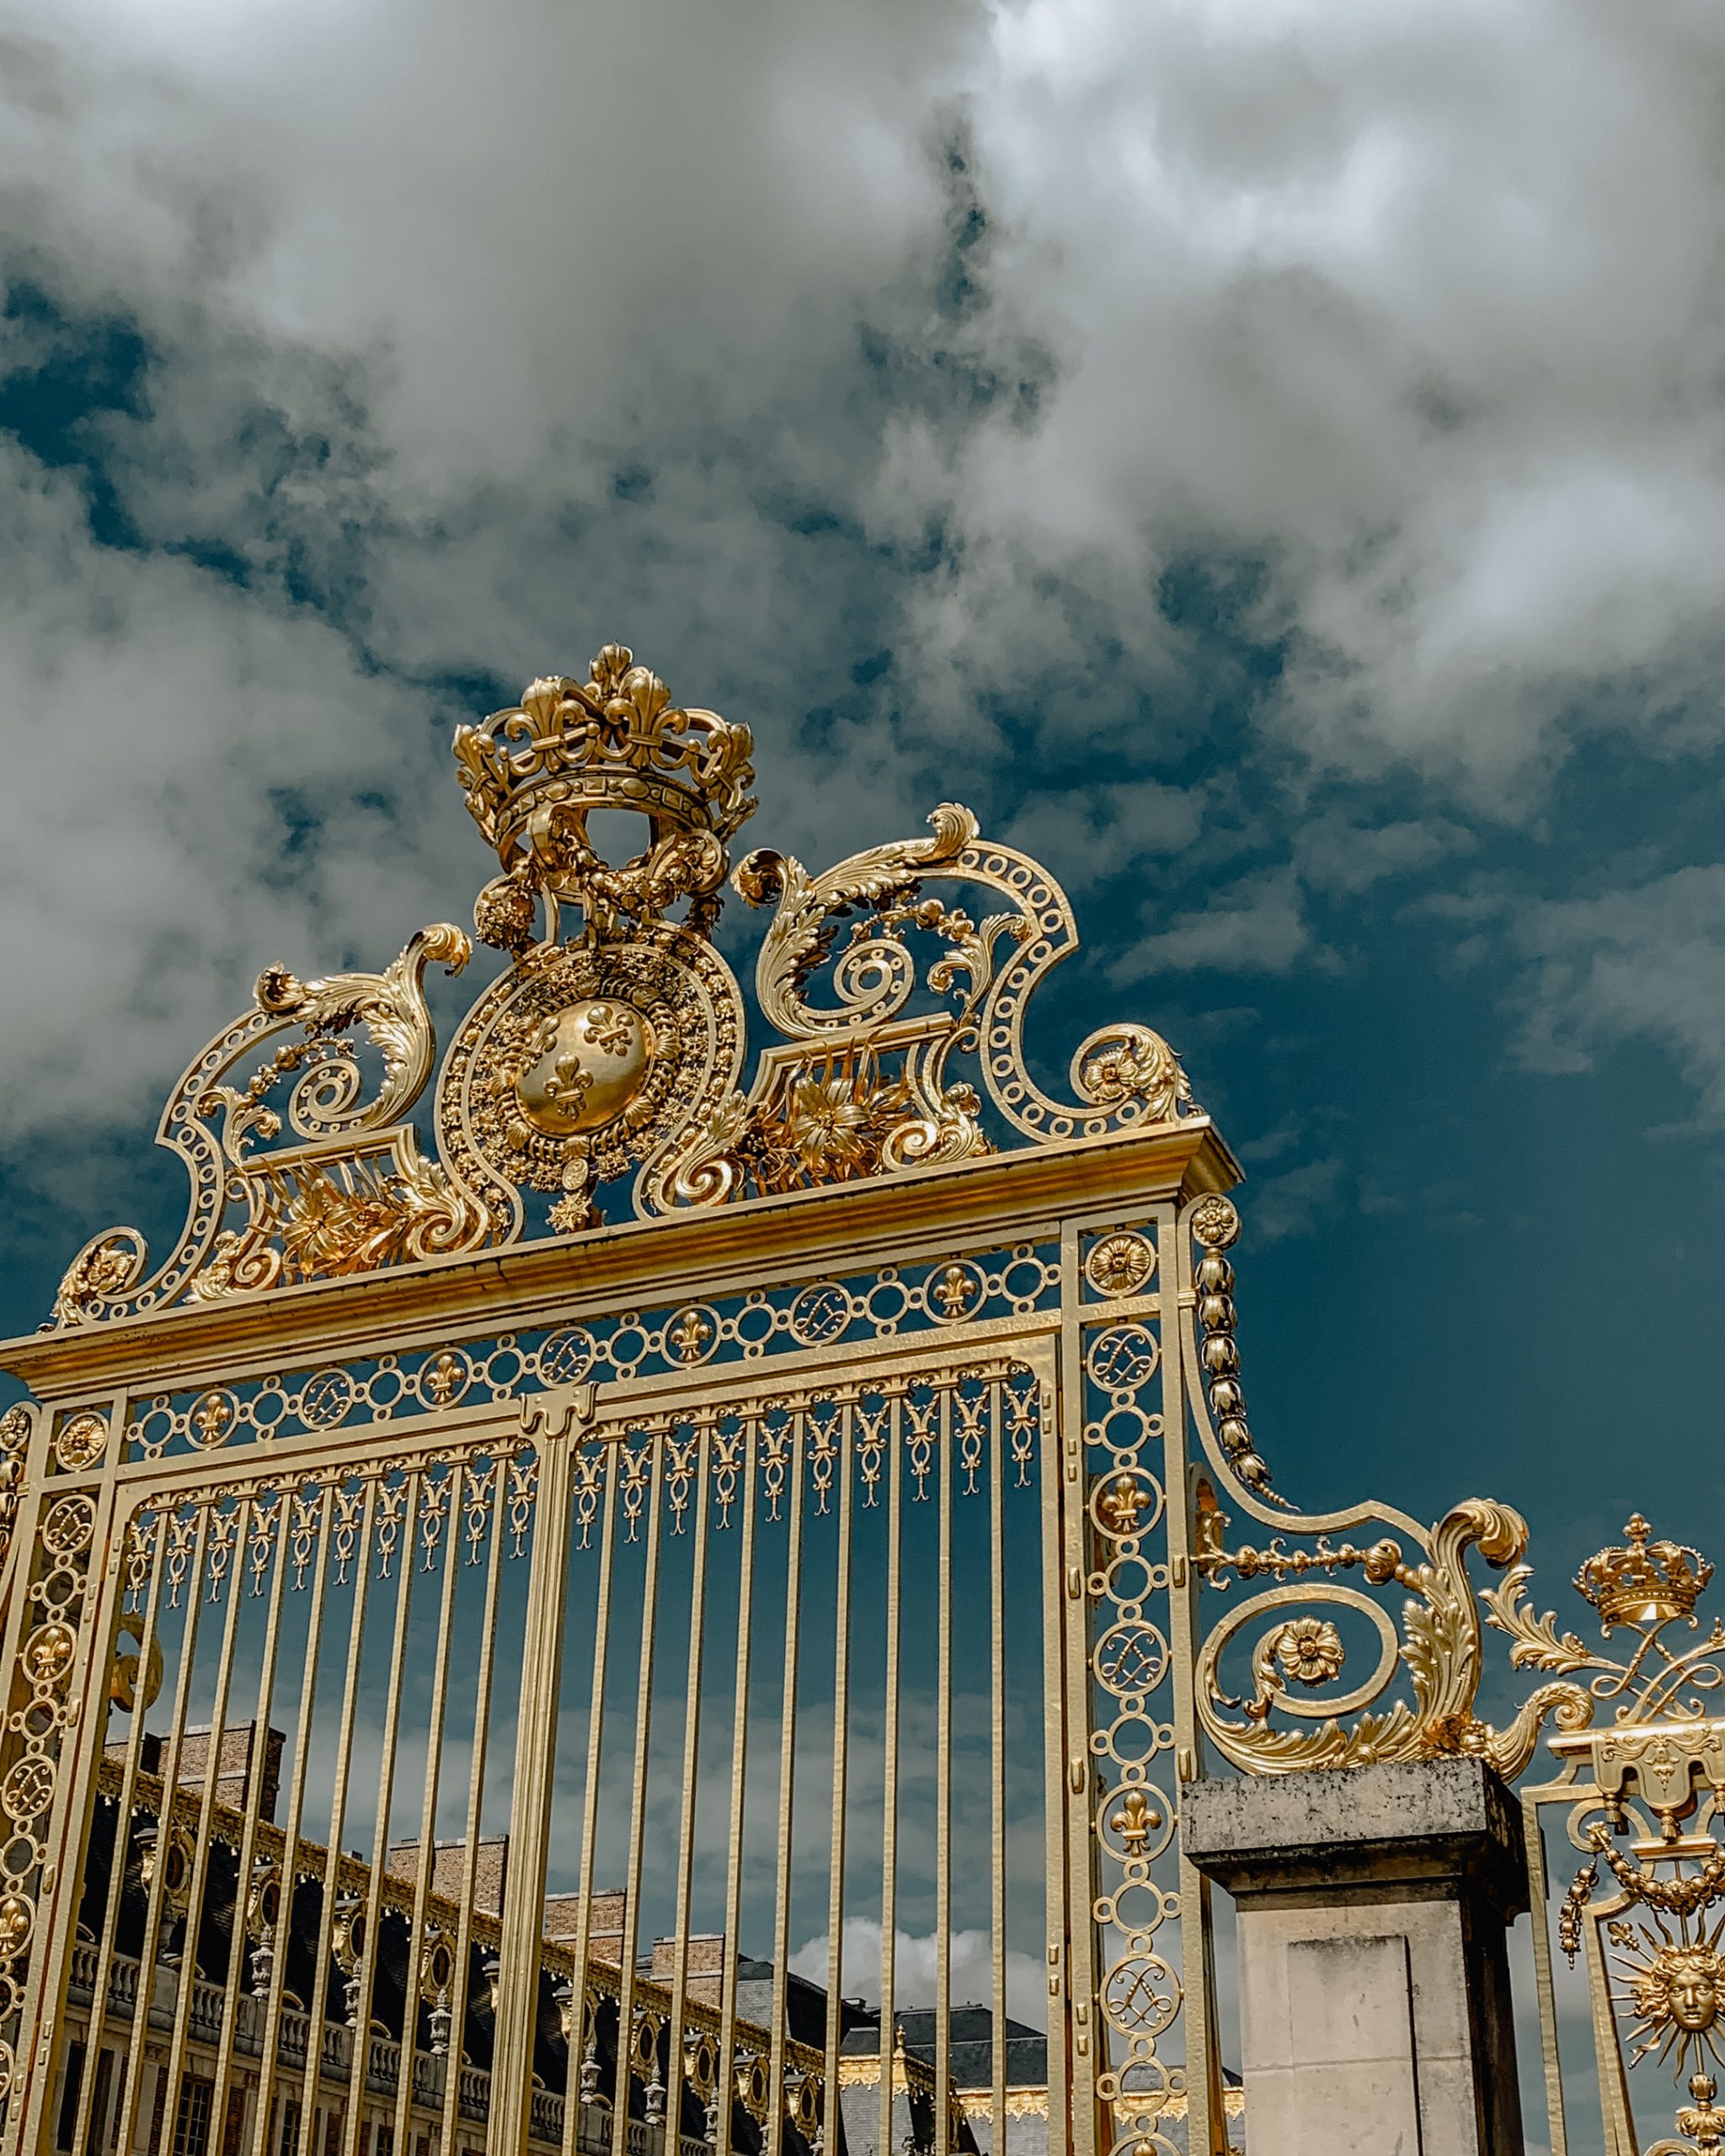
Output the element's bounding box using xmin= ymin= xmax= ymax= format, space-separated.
xmin=1180 ymin=1183 xmax=1593 ymax=1780
xmin=48 ymin=639 xmax=1205 ymax=1321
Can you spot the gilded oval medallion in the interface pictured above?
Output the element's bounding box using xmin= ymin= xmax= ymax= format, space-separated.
xmin=437 ymin=923 xmax=744 ymax=1223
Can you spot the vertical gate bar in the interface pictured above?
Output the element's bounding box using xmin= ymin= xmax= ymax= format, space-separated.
xmin=209 ymin=1491 xmax=295 ymax=2121
xmin=1158 ymin=1209 xmax=1221 ymax=2156
xmin=294 ymin=1477 xmax=380 ymax=2147
xmin=876 ymin=1385 xmax=904 ymax=2156
xmin=112 ymin=1501 xmax=214 ymax=2156
xmin=158 ymin=1493 xmax=254 ymax=2150
xmin=611 ymin=1428 xmax=668 ymax=2125
xmin=1523 ymin=1793 xmax=1569 ymax=2156
xmin=715 ymin=1415 xmax=761 ymax=2156
xmin=340 ymin=1469 xmax=424 ymax=2156
xmin=1039 ymin=1333 xmax=1072 ymax=2156
xmin=766 ymin=1408 xmax=808 ymax=2156
xmin=493 ymin=1398 xmax=586 ymax=2156
xmin=16 ymin=1465 xmax=136 ymax=2156
xmin=251 ymin=1481 xmax=336 ymax=2156
xmin=393 ymin=1460 xmax=467 ymax=2156
xmin=0 ymin=1413 xmax=52 ymax=2156
xmin=558 ymin=1439 xmax=620 ymax=2156
xmin=989 ymin=1376 xmax=1007 ymax=2156
xmin=438 ymin=1453 xmax=510 ymax=2156
xmin=820 ymin=1399 xmax=855 ymax=2156
xmin=665 ymin=1414 xmax=715 ymax=2153
xmin=1059 ymin=1225 xmax=1102 ymax=2156
xmin=72 ymin=1503 xmax=169 ymax=2156
xmin=934 ymin=1382 xmax=954 ymax=2156
xmin=3 ymin=1401 xmax=126 ymax=2156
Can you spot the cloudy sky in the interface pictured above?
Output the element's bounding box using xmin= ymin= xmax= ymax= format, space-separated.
xmin=3 ymin=0 xmax=1724 ymax=1572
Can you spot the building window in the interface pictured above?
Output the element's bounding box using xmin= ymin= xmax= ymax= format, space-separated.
xmin=172 ymin=2075 xmax=215 ymax=2156
xmin=54 ymin=2041 xmax=85 ymax=2151
xmin=275 ymin=2100 xmax=301 ymax=2156
xmin=108 ymin=2058 xmax=128 ymax=2152
xmin=90 ymin=2052 xmax=115 ymax=2152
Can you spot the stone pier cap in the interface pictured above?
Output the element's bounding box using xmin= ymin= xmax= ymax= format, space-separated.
xmin=1182 ymin=1755 xmax=1529 ymax=1916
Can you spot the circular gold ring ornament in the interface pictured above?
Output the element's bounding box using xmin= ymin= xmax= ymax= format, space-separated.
xmin=40 ymin=1495 xmax=95 ymax=1557
xmin=53 ymin=1412 xmax=106 ymax=1473
xmin=0 ymin=1759 xmax=54 ymax=1825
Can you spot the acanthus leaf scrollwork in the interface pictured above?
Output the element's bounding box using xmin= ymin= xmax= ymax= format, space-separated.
xmin=53 ymin=922 xmax=505 ymax=1325
xmin=660 ymin=803 xmax=1199 ymax=1212
xmin=1185 ymin=1191 xmax=1591 ymax=1779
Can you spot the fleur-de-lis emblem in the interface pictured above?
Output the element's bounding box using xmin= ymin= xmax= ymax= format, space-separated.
xmin=193 ymin=1391 xmax=234 ymax=1445
xmin=934 ymin=1265 xmax=977 ymax=1319
xmin=542 ymin=1049 xmax=595 ymax=1110
xmin=425 ymin=1353 xmax=466 ymax=1406
xmin=585 ymin=1002 xmax=635 ymax=1057
xmin=1108 ymin=1786 xmax=1163 ymax=1860
xmin=1097 ymin=1476 xmax=1150 ymax=1537
xmin=670 ymin=1309 xmax=715 ymax=1364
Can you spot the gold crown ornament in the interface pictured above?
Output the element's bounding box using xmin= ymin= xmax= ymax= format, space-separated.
xmin=1575 ymin=1514 xmax=1712 ymax=1632
xmin=453 ymin=644 xmax=756 ymax=949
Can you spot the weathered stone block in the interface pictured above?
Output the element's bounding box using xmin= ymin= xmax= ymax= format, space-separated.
xmin=1185 ymin=1758 xmax=1527 ymax=2156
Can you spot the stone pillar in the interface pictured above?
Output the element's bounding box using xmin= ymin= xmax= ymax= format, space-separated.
xmin=1183 ymin=1756 xmax=1527 ymax=2156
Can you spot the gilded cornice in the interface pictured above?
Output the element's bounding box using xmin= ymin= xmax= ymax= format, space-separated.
xmin=5 ymin=1116 xmax=1237 ymax=1401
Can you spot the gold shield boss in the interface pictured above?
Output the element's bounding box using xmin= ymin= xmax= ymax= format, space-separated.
xmin=513 ymin=1001 xmax=656 ymax=1138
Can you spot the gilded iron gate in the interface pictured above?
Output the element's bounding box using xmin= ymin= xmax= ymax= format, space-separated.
xmin=0 ymin=646 xmax=1249 ymax=2156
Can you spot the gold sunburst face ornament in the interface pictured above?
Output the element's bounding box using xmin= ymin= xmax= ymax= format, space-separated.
xmin=1616 ymin=1913 xmax=1725 ymax=2078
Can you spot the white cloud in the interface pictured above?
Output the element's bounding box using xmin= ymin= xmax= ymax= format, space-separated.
xmin=1293 ymin=813 xmax=1473 ymax=896
xmin=1249 ymin=1154 xmax=1348 ymax=1241
xmin=0 ymin=0 xmax=968 ymax=499
xmin=789 ymin=1916 xmax=1047 ymax=2033
xmin=1510 ymin=863 xmax=1725 ymax=1119
xmin=905 ymin=0 xmax=1725 ymax=796
xmin=0 ymin=437 xmax=462 ymax=1145
xmin=3 ymin=0 xmax=1725 ymax=1160
xmin=1117 ymin=866 xmax=1314 ymax=976
xmin=9 ymin=0 xmax=1725 ymax=803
